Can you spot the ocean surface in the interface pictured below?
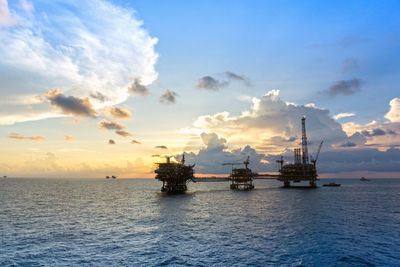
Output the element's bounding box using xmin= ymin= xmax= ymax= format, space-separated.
xmin=1 ymin=178 xmax=399 ymax=266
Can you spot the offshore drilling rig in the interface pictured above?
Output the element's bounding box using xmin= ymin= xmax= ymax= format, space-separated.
xmin=276 ymin=115 xmax=323 ymax=188
xmin=222 ymin=156 xmax=256 ymax=190
xmin=154 ymin=154 xmax=195 ymax=193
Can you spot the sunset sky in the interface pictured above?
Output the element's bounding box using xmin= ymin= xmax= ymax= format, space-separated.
xmin=0 ymin=0 xmax=399 ymax=178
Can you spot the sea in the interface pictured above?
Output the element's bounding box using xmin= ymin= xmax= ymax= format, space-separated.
xmin=1 ymin=178 xmax=399 ymax=266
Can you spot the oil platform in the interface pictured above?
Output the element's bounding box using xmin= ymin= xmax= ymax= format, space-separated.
xmin=154 ymin=155 xmax=195 ymax=193
xmin=223 ymin=156 xmax=255 ymax=190
xmin=276 ymin=116 xmax=323 ymax=188
xmin=153 ymin=116 xmax=323 ymax=192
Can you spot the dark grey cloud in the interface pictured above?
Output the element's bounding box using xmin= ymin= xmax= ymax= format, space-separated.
xmin=8 ymin=133 xmax=45 ymax=141
xmin=196 ymin=72 xmax=251 ymax=91
xmin=325 ymin=78 xmax=361 ymax=97
xmin=98 ymin=120 xmax=125 ymax=130
xmin=314 ymin=148 xmax=400 ymax=172
xmin=342 ymin=58 xmax=360 ymax=73
xmin=362 ymin=128 xmax=396 ymax=137
xmin=196 ymin=76 xmax=228 ymax=91
xmin=90 ymin=91 xmax=109 ymax=102
xmin=108 ymin=139 xmax=115 ymax=145
xmin=160 ymin=90 xmax=179 ymax=104
xmin=131 ymin=140 xmax=141 ymax=144
xmin=128 ymin=78 xmax=150 ymax=96
xmin=104 ymin=106 xmax=132 ymax=119
xmin=224 ymin=72 xmax=251 ymax=86
xmin=115 ymin=130 xmax=132 ymax=137
xmin=46 ymin=89 xmax=99 ymax=117
xmin=340 ymin=141 xmax=357 ymax=147
xmin=155 ymin=145 xmax=168 ymax=149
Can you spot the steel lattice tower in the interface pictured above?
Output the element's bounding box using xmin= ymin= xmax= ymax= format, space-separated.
xmin=301 ymin=115 xmax=309 ymax=165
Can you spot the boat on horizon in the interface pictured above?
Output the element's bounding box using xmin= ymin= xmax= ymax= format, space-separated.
xmin=323 ymin=182 xmax=341 ymax=187
xmin=360 ymin=177 xmax=370 ymax=181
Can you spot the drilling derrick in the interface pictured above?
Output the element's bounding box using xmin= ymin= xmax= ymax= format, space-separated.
xmin=301 ymin=115 xmax=309 ymax=165
xmin=223 ymin=156 xmax=255 ymax=190
xmin=277 ymin=116 xmax=323 ymax=188
xmin=154 ymin=154 xmax=195 ymax=193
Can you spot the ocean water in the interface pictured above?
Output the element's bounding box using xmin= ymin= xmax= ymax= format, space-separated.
xmin=1 ymin=178 xmax=399 ymax=266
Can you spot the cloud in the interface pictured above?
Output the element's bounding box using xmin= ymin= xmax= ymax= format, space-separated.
xmin=128 ymin=78 xmax=150 ymax=96
xmin=8 ymin=133 xmax=45 ymax=141
xmin=181 ymin=132 xmax=270 ymax=174
xmin=196 ymin=76 xmax=228 ymax=91
xmin=0 ymin=0 xmax=15 ymax=27
xmin=340 ymin=142 xmax=356 ymax=147
xmin=315 ymin=148 xmax=400 ymax=173
xmin=200 ymin=132 xmax=227 ymax=151
xmin=159 ymin=90 xmax=178 ymax=104
xmin=19 ymin=0 xmax=33 ymax=13
xmin=46 ymin=89 xmax=99 ymax=118
xmin=342 ymin=58 xmax=360 ymax=73
xmin=182 ymin=131 xmax=400 ymax=175
xmin=385 ymin=98 xmax=400 ymax=122
xmin=190 ymin=89 xmax=347 ymax=152
xmin=224 ymin=72 xmax=251 ymax=86
xmin=333 ymin=112 xmax=355 ymax=120
xmin=361 ymin=128 xmax=395 ymax=137
xmin=196 ymin=72 xmax=251 ymax=91
xmin=90 ymin=92 xmax=110 ymax=103
xmin=338 ymin=132 xmax=366 ymax=148
xmin=342 ymin=121 xmax=400 ymax=151
xmin=115 ymin=130 xmax=132 ymax=137
xmin=104 ymin=106 xmax=132 ymax=120
xmin=155 ymin=145 xmax=168 ymax=149
xmin=131 ymin=139 xmax=141 ymax=144
xmin=324 ymin=78 xmax=361 ymax=97
xmin=98 ymin=120 xmax=125 ymax=130
xmin=108 ymin=139 xmax=115 ymax=145
xmin=0 ymin=0 xmax=158 ymax=124
xmin=65 ymin=135 xmax=74 ymax=141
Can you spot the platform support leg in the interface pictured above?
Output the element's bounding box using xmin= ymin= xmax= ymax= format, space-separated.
xmin=283 ymin=181 xmax=290 ymax=188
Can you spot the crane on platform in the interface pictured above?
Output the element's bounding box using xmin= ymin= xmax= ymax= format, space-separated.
xmin=310 ymin=141 xmax=324 ymax=166
xmin=222 ymin=156 xmax=251 ymax=171
xmin=276 ymin=156 xmax=284 ymax=168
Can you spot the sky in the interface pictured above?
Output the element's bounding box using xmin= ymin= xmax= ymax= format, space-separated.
xmin=0 ymin=0 xmax=399 ymax=178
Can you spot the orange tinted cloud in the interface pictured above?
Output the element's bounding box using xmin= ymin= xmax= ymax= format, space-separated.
xmin=9 ymin=133 xmax=45 ymax=141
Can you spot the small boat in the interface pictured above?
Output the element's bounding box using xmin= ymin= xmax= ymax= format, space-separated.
xmin=106 ymin=176 xmax=110 ymax=179
xmin=323 ymin=182 xmax=341 ymax=187
xmin=3 ymin=176 xmax=6 ymax=178
xmin=360 ymin=177 xmax=370 ymax=181
xmin=112 ymin=175 xmax=116 ymax=179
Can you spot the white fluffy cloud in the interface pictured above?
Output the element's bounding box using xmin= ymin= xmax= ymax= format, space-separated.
xmin=333 ymin=112 xmax=355 ymax=120
xmin=191 ymin=90 xmax=347 ymax=153
xmin=385 ymin=98 xmax=400 ymax=122
xmin=0 ymin=0 xmax=158 ymax=124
